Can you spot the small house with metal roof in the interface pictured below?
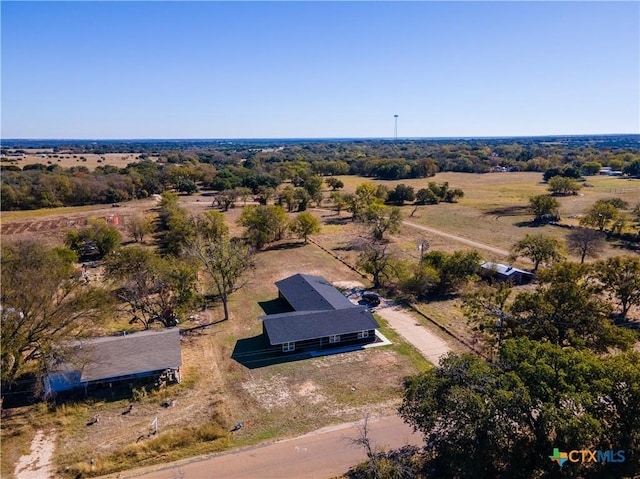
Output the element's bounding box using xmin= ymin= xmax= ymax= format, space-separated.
xmin=480 ymin=262 xmax=534 ymax=285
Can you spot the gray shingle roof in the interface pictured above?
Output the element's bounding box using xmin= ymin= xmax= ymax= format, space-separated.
xmin=47 ymin=329 xmax=181 ymax=390
xmin=261 ymin=306 xmax=379 ymax=345
xmin=275 ymin=273 xmax=355 ymax=311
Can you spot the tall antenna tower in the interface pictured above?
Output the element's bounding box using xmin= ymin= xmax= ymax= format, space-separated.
xmin=394 ymin=114 xmax=399 ymax=142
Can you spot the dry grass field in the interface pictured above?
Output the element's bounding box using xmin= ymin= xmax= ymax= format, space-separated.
xmin=0 ymin=203 xmax=429 ymax=478
xmin=1 ymin=171 xmax=638 ymax=478
xmin=332 ymin=172 xmax=640 ymax=260
xmin=2 ymin=149 xmax=156 ymax=170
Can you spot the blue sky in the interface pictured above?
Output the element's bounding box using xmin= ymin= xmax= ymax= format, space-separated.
xmin=1 ymin=1 xmax=638 ymax=139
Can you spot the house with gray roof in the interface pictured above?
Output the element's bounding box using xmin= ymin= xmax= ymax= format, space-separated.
xmin=261 ymin=274 xmax=379 ymax=353
xmin=44 ymin=328 xmax=181 ymax=397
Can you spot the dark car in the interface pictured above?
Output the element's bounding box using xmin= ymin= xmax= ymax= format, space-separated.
xmin=361 ymin=292 xmax=380 ymax=306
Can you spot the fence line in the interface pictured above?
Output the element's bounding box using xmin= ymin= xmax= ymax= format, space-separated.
xmin=307 ymin=236 xmax=486 ymax=360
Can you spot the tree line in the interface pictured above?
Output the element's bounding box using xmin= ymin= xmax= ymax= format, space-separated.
xmin=3 ymin=136 xmax=639 ymax=210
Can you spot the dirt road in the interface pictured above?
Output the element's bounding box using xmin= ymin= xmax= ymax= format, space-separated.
xmin=402 ymin=220 xmax=511 ymax=257
xmin=375 ymin=302 xmax=451 ymax=365
xmin=118 ymin=415 xmax=421 ymax=479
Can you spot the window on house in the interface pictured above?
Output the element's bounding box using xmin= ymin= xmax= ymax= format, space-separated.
xmin=282 ymin=342 xmax=295 ymax=352
xmin=329 ymin=335 xmax=340 ymax=343
xmin=358 ymin=330 xmax=369 ymax=339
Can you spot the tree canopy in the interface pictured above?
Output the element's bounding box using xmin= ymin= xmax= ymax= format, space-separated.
xmin=510 ymin=233 xmax=565 ymax=271
xmin=186 ymin=233 xmax=255 ymax=321
xmin=399 ymin=339 xmax=640 ymax=479
xmin=237 ymin=205 xmax=289 ymax=249
xmin=1 ymin=241 xmax=111 ymax=385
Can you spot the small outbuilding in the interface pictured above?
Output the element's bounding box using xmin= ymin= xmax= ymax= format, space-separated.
xmin=44 ymin=328 xmax=182 ymax=397
xmin=261 ymin=274 xmax=379 ymax=353
xmin=480 ymin=262 xmax=534 ymax=285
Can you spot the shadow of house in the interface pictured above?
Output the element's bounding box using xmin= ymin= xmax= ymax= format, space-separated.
xmin=44 ymin=328 xmax=182 ymax=402
xmin=252 ymin=274 xmax=380 ymax=360
xmin=258 ymin=298 xmax=294 ymax=315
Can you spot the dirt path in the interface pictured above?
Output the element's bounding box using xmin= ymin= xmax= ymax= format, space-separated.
xmin=112 ymin=415 xmax=421 ymax=479
xmin=312 ymin=207 xmax=512 ymax=257
xmin=14 ymin=430 xmax=56 ymax=479
xmin=375 ymin=302 xmax=451 ymax=365
xmin=402 ymin=220 xmax=511 ymax=257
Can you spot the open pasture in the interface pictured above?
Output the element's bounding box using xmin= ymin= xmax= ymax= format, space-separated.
xmin=333 ymin=172 xmax=640 ymax=259
xmin=1 ymin=149 xmax=157 ymax=170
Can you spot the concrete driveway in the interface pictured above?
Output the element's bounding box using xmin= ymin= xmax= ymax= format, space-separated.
xmin=374 ymin=301 xmax=451 ymax=366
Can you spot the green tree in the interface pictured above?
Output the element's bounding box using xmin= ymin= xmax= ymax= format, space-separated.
xmin=443 ymin=187 xmax=464 ymax=203
xmin=194 ymin=210 xmax=229 ymax=241
xmin=289 ymin=211 xmax=321 ymax=243
xmin=325 ymin=177 xmax=344 ymax=190
xmin=509 ymin=262 xmax=635 ymax=352
xmin=566 ymin=227 xmax=606 ymax=263
xmin=65 ymin=218 xmax=122 ymax=258
xmin=349 ymin=182 xmax=382 ymax=220
xmin=623 ymin=158 xmax=640 ymax=177
xmin=633 ymin=203 xmax=640 ymax=236
xmin=237 ymin=205 xmax=289 ymax=249
xmin=293 ymin=187 xmax=311 ymax=211
xmin=174 ymin=176 xmax=199 ymax=195
xmin=157 ymin=192 xmax=195 ymax=256
xmin=235 ymin=186 xmax=253 ymax=205
xmin=510 ymin=233 xmax=565 ymax=271
xmin=399 ymin=340 xmax=640 ymax=479
xmin=126 ymin=214 xmax=154 ymax=243
xmin=399 ymin=261 xmax=440 ymax=300
xmin=363 ymin=204 xmax=402 ymax=241
xmin=592 ymin=256 xmax=640 ymax=321
xmin=528 ymin=194 xmax=560 ymax=223
xmin=357 ymin=242 xmax=395 ymax=289
xmin=186 ymin=234 xmax=255 ymax=321
xmin=329 ymin=191 xmax=348 ymax=215
xmin=419 ymin=250 xmax=482 ymax=296
xmin=581 ymin=161 xmax=602 ymax=175
xmin=415 ymin=187 xmax=440 ymax=205
xmin=1 ymin=241 xmax=111 ymax=385
xmin=386 ymin=184 xmax=415 ymax=205
xmin=278 ymin=185 xmax=297 ymax=212
xmin=547 ymin=175 xmax=582 ymax=195
xmin=303 ymin=175 xmax=323 ymax=197
xmin=580 ymin=200 xmax=619 ymax=232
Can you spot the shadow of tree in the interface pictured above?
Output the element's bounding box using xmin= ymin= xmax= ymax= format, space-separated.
xmin=323 ymin=216 xmax=352 ymax=226
xmin=265 ymin=241 xmax=305 ymax=251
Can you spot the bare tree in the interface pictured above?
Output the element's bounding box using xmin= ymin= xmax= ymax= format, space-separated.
xmin=566 ymin=227 xmax=606 ymax=263
xmin=347 ymin=414 xmax=379 ymax=478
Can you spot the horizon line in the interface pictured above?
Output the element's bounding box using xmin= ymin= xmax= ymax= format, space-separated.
xmin=3 ymin=133 xmax=639 ymax=143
